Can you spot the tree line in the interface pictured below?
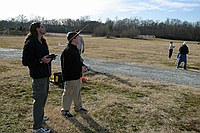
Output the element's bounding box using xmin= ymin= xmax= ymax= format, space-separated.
xmin=0 ymin=15 xmax=199 ymax=41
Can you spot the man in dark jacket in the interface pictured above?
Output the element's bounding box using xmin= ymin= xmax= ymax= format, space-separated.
xmin=22 ymin=22 xmax=55 ymax=133
xmin=176 ymin=41 xmax=189 ymax=70
xmin=60 ymin=31 xmax=88 ymax=118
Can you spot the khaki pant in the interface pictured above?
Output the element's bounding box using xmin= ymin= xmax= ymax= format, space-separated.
xmin=61 ymin=79 xmax=82 ymax=111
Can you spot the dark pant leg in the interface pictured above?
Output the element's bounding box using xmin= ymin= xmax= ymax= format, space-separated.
xmin=32 ymin=77 xmax=49 ymax=129
xmin=182 ymin=55 xmax=187 ymax=69
xmin=169 ymin=49 xmax=173 ymax=58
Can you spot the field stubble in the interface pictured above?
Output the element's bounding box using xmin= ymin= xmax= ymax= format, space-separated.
xmin=0 ymin=35 xmax=200 ymax=132
xmin=0 ymin=35 xmax=199 ymax=70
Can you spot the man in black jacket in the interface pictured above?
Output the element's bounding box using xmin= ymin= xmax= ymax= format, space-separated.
xmin=22 ymin=22 xmax=55 ymax=133
xmin=60 ymin=31 xmax=88 ymax=117
xmin=176 ymin=41 xmax=189 ymax=70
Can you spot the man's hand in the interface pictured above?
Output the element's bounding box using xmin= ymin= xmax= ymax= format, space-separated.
xmin=40 ymin=55 xmax=52 ymax=63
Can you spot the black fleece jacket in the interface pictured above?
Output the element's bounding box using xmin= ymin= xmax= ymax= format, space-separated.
xmin=179 ymin=45 xmax=189 ymax=55
xmin=61 ymin=43 xmax=83 ymax=81
xmin=22 ymin=38 xmax=51 ymax=79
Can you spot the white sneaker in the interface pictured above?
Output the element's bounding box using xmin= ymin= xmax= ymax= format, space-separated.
xmin=33 ymin=127 xmax=51 ymax=133
xmin=43 ymin=115 xmax=49 ymax=122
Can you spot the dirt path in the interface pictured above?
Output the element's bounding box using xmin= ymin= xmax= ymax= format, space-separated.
xmin=1 ymin=48 xmax=200 ymax=88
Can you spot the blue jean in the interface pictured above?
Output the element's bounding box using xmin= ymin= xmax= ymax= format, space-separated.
xmin=176 ymin=54 xmax=187 ymax=69
xmin=32 ymin=77 xmax=49 ymax=129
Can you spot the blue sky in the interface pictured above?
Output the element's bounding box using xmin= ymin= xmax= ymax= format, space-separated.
xmin=1 ymin=0 xmax=200 ymax=22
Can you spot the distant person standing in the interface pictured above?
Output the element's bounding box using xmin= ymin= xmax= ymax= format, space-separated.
xmin=168 ymin=41 xmax=175 ymax=58
xmin=176 ymin=41 xmax=189 ymax=70
xmin=77 ymin=35 xmax=85 ymax=55
xmin=75 ymin=30 xmax=85 ymax=55
xmin=22 ymin=22 xmax=55 ymax=133
xmin=75 ymin=30 xmax=85 ymax=63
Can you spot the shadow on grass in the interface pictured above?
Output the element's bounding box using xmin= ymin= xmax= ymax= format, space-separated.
xmin=68 ymin=117 xmax=93 ymax=133
xmin=86 ymin=71 xmax=136 ymax=88
xmin=63 ymin=112 xmax=110 ymax=133
xmin=177 ymin=65 xmax=200 ymax=71
xmin=79 ymin=112 xmax=110 ymax=133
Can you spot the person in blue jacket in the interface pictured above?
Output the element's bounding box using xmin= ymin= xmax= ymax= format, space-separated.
xmin=176 ymin=42 xmax=189 ymax=70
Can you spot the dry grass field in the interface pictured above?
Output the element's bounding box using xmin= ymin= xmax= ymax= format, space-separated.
xmin=0 ymin=35 xmax=200 ymax=133
xmin=0 ymin=35 xmax=199 ymax=70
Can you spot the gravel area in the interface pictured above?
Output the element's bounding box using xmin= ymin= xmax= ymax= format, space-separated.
xmin=0 ymin=48 xmax=200 ymax=88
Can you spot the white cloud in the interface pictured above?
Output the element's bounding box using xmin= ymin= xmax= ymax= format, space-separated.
xmin=0 ymin=0 xmax=199 ymax=22
xmin=150 ymin=0 xmax=200 ymax=9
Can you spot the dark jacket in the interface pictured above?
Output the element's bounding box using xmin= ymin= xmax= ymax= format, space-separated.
xmin=179 ymin=45 xmax=189 ymax=55
xmin=22 ymin=38 xmax=51 ymax=79
xmin=61 ymin=43 xmax=83 ymax=81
